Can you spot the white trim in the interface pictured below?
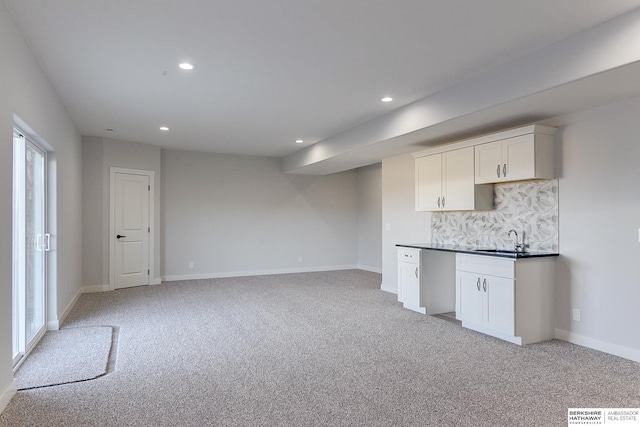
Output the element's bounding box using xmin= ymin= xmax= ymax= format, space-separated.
xmin=411 ymin=124 xmax=557 ymax=158
xmin=555 ymin=329 xmax=640 ymax=363
xmin=380 ymin=282 xmax=397 ymax=294
xmin=356 ymin=264 xmax=382 ymax=274
xmin=82 ymin=284 xmax=111 ymax=293
xmin=48 ymin=285 xmax=85 ymax=330
xmin=151 ymin=278 xmax=161 ymax=285
xmin=109 ymin=167 xmax=155 ymax=291
xmin=463 ymin=322 xmax=522 ymax=345
xmin=47 ymin=320 xmax=60 ymax=331
xmin=162 ymin=265 xmax=360 ymax=282
xmin=0 ymin=380 xmax=17 ymax=415
xmin=46 ymin=283 xmax=113 ymax=330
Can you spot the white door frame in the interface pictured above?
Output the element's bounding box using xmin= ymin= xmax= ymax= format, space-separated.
xmin=109 ymin=167 xmax=155 ymax=291
xmin=12 ymin=127 xmax=49 ymax=369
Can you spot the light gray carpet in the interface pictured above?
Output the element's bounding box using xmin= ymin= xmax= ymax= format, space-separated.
xmin=0 ymin=270 xmax=638 ymax=426
xmin=15 ymin=326 xmax=114 ymax=390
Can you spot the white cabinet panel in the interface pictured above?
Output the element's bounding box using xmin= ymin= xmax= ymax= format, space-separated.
xmin=474 ymin=140 xmax=503 ymax=183
xmin=415 ymin=147 xmax=492 ymax=212
xmin=503 ymin=135 xmax=536 ymax=181
xmin=475 ymin=133 xmax=554 ymax=184
xmin=397 ymin=248 xmax=424 ymax=314
xmin=442 ymin=148 xmax=476 ymax=211
xmin=456 ymin=271 xmax=483 ymax=325
xmin=415 ymin=154 xmax=442 ymax=211
xmin=456 ymin=270 xmax=515 ymax=336
xmin=455 ymin=253 xmax=554 ymax=345
xmin=483 ymin=275 xmax=515 ymax=336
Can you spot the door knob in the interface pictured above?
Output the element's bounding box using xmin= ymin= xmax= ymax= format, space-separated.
xmin=116 ymin=235 xmax=126 ymax=239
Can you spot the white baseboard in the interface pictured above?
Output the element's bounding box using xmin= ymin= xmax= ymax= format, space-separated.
xmin=555 ymin=328 xmax=640 ymax=362
xmin=48 ymin=285 xmax=84 ymax=330
xmin=357 ymin=265 xmax=382 ymax=274
xmin=380 ymin=282 xmax=397 ymax=294
xmin=0 ymin=379 xmax=17 ymax=415
xmin=48 ymin=284 xmax=112 ymax=330
xmin=82 ymin=284 xmax=111 ymax=293
xmin=162 ymin=265 xmax=361 ymax=282
xmin=151 ymin=278 xmax=161 ymax=285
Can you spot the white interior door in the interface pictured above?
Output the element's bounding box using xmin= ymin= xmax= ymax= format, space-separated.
xmin=113 ymin=172 xmax=150 ymax=289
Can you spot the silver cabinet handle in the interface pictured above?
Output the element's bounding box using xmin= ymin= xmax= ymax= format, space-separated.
xmin=482 ymin=278 xmax=487 ymax=292
xmin=497 ymin=164 xmax=501 ymax=177
xmin=503 ymin=164 xmax=507 ymax=177
xmin=442 ymin=197 xmax=445 ymax=208
xmin=476 ymin=277 xmax=481 ymax=291
xmin=437 ymin=196 xmax=440 ymax=208
xmin=415 ymin=267 xmax=419 ymax=278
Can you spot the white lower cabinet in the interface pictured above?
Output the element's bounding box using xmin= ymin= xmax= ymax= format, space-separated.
xmin=457 ymin=270 xmax=514 ymax=336
xmin=398 ymin=248 xmax=456 ymax=315
xmin=397 ymin=248 xmax=425 ymax=314
xmin=455 ymin=253 xmax=555 ymax=345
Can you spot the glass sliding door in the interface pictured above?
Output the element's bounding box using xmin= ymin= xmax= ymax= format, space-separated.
xmin=12 ymin=129 xmax=48 ymax=368
xmin=25 ymin=141 xmax=47 ymax=343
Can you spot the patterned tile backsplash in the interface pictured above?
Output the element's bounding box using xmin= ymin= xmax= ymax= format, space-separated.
xmin=431 ymin=180 xmax=559 ymax=252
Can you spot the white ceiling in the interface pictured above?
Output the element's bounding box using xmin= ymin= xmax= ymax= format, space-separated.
xmin=5 ymin=0 xmax=640 ymax=165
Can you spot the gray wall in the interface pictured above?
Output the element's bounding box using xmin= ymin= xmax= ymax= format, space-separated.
xmin=357 ymin=164 xmax=382 ymax=272
xmin=161 ymin=149 xmax=360 ymax=278
xmin=380 ymin=154 xmax=430 ymax=293
xmin=380 ymin=97 xmax=640 ymax=358
xmin=82 ymin=137 xmax=162 ymax=287
xmin=551 ymin=97 xmax=640 ymax=355
xmin=1 ymin=2 xmax=82 ymax=403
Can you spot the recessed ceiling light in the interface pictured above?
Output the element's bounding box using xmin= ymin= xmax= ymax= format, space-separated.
xmin=178 ymin=62 xmax=194 ymax=70
xmin=381 ymin=97 xmax=393 ymax=103
xmin=159 ymin=126 xmax=169 ymax=131
xmin=295 ymin=139 xmax=304 ymax=144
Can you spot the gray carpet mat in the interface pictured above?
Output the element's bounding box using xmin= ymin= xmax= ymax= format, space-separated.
xmin=15 ymin=326 xmax=114 ymax=390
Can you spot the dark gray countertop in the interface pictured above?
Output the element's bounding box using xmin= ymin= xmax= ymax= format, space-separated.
xmin=396 ymin=243 xmax=559 ymax=259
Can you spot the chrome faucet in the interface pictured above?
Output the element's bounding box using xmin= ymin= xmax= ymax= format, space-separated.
xmin=508 ymin=229 xmax=524 ymax=252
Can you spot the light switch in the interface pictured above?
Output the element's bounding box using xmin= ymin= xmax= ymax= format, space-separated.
xmin=638 ymin=228 xmax=640 ymax=243
xmin=385 ymin=223 xmax=391 ymax=231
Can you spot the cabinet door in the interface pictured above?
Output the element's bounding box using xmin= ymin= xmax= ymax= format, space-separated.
xmin=502 ymin=134 xmax=535 ymax=181
xmin=399 ymin=261 xmax=421 ymax=309
xmin=483 ymin=275 xmax=515 ymax=335
xmin=442 ymin=147 xmax=475 ymax=210
xmin=456 ymin=271 xmax=483 ymax=325
xmin=415 ymin=154 xmax=442 ymax=211
xmin=474 ymin=140 xmax=503 ymax=184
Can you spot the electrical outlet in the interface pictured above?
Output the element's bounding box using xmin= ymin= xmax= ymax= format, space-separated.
xmin=385 ymin=223 xmax=391 ymax=231
xmin=188 ymin=261 xmax=194 ymax=269
xmin=572 ymin=308 xmax=581 ymax=322
xmin=298 ymin=256 xmax=303 ymax=263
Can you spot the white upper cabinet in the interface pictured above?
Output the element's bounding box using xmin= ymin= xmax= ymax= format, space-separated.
xmin=415 ymin=153 xmax=442 ymax=211
xmin=413 ymin=124 xmax=556 ymax=211
xmin=475 ymin=131 xmax=555 ymax=184
xmin=415 ymin=147 xmax=493 ymax=212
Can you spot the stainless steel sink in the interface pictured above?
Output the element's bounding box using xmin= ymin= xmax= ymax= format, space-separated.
xmin=472 ymin=248 xmax=523 ymax=254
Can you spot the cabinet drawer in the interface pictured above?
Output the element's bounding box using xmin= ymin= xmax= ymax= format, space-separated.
xmin=397 ymin=248 xmax=421 ymax=264
xmin=456 ymin=254 xmax=514 ymax=278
